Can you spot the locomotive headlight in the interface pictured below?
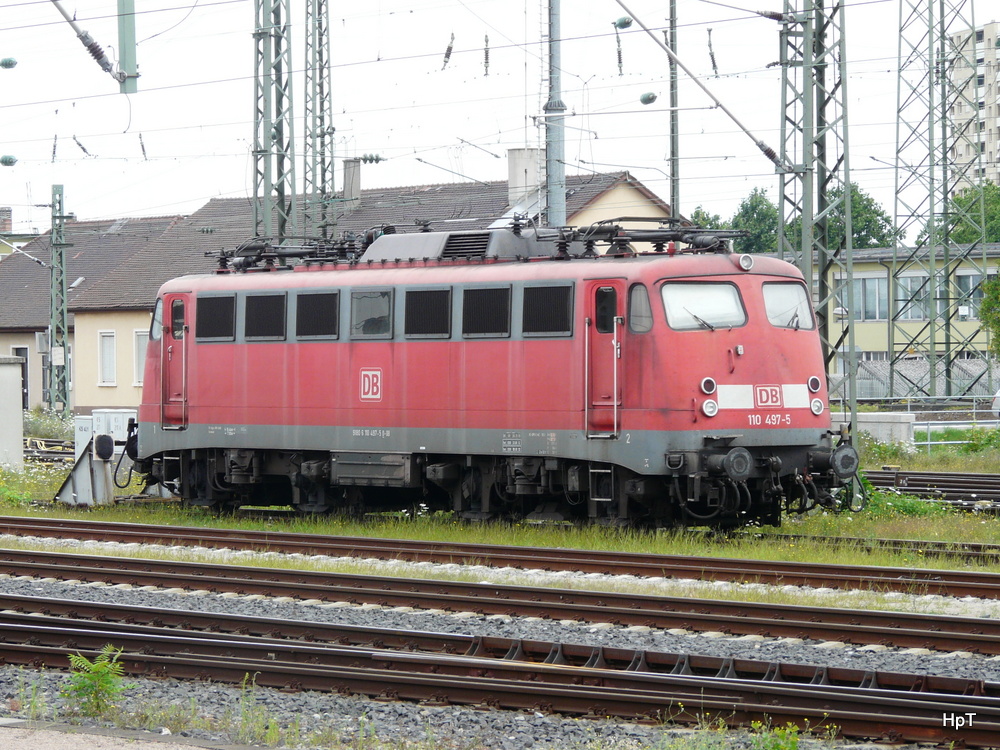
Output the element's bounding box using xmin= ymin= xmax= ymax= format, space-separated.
xmin=810 ymin=398 xmax=825 ymax=415
xmin=700 ymin=377 xmax=717 ymax=395
xmin=702 ymin=399 xmax=719 ymax=417
xmin=807 ymin=376 xmax=822 ymax=393
xmin=737 ymin=254 xmax=754 ymax=271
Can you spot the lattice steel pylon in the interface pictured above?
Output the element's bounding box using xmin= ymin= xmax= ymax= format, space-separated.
xmin=777 ymin=0 xmax=856 ymax=418
xmin=253 ymin=0 xmax=297 ymax=240
xmin=49 ymin=185 xmax=70 ymax=414
xmin=890 ymin=0 xmax=986 ymax=399
xmin=303 ymin=0 xmax=334 ymax=238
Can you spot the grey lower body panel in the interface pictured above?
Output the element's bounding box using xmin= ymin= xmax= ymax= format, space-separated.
xmin=139 ymin=420 xmax=832 ymax=476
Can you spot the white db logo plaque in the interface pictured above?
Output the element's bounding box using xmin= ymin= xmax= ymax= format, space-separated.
xmin=754 ymin=385 xmax=782 ymax=408
xmin=360 ymin=368 xmax=382 ymax=401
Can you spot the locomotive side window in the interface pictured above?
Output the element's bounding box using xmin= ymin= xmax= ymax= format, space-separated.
xmin=196 ymin=295 xmax=236 ymax=340
xmin=523 ymin=285 xmax=573 ymax=336
xmin=170 ymin=299 xmax=185 ymax=340
xmin=245 ymin=293 xmax=286 ymax=340
xmin=351 ymin=290 xmax=393 ymax=338
xmin=661 ymin=283 xmax=746 ymax=331
xmin=296 ymin=292 xmax=339 ymax=338
xmin=762 ymin=282 xmax=815 ymax=330
xmin=149 ymin=298 xmax=163 ymax=341
xmin=405 ymin=289 xmax=451 ymax=337
xmin=594 ymin=287 xmax=617 ymax=334
xmin=628 ymin=284 xmax=653 ymax=333
xmin=463 ymin=287 xmax=511 ymax=337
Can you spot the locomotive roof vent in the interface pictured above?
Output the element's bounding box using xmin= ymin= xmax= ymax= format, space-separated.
xmin=441 ymin=232 xmax=491 ymax=258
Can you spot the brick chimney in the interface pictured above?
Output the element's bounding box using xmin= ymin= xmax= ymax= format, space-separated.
xmin=507 ymin=148 xmax=544 ymax=207
xmin=0 ymin=207 xmax=11 ymax=233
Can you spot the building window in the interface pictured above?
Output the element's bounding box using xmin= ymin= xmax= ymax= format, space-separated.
xmin=954 ymin=273 xmax=995 ymax=319
xmin=847 ymin=277 xmax=887 ymax=321
xmin=133 ymin=330 xmax=149 ymax=386
xmin=896 ymin=276 xmax=930 ymax=321
xmin=98 ymin=331 xmax=116 ymax=386
xmin=12 ymin=346 xmax=28 ymax=410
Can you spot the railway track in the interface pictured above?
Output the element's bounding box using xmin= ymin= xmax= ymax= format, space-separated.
xmin=3 ymin=547 xmax=1000 ymax=654
xmin=2 ymin=593 xmax=999 ymax=746
xmin=865 ymin=469 xmax=1000 ymax=509
xmin=22 ymin=438 xmax=74 ymax=463
xmin=1 ymin=515 xmax=999 ymax=597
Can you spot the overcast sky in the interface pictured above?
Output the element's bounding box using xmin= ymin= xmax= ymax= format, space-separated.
xmin=0 ymin=0 xmax=966 ymax=235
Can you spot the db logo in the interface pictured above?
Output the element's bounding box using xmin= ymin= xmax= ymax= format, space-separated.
xmin=754 ymin=385 xmax=783 ymax=408
xmin=360 ymin=368 xmax=383 ymax=401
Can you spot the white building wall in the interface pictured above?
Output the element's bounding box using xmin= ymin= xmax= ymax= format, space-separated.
xmin=0 ymin=357 xmax=24 ymax=469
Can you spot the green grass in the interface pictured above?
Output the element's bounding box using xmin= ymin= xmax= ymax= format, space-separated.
xmin=23 ymin=406 xmax=74 ymax=440
xmin=0 ymin=463 xmax=72 ymax=506
xmin=3 ymin=428 xmax=1000 ymax=573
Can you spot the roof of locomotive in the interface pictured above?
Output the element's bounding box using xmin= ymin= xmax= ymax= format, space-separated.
xmin=156 ymin=228 xmax=805 ymax=296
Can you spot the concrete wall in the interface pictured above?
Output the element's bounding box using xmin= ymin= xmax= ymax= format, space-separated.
xmin=834 ymin=411 xmax=915 ymax=444
xmin=0 ymin=356 xmax=24 ymax=468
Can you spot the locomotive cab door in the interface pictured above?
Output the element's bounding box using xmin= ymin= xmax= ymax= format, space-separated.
xmin=161 ymin=294 xmax=189 ymax=429
xmin=585 ymin=280 xmax=625 ymax=438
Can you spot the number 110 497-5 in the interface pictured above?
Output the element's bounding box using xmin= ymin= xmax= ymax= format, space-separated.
xmin=748 ymin=413 xmax=791 ymax=426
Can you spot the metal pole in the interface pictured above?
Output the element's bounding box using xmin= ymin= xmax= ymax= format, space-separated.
xmin=545 ymin=0 xmax=567 ymax=227
xmin=668 ymin=0 xmax=679 ymax=217
xmin=49 ymin=185 xmax=70 ymax=414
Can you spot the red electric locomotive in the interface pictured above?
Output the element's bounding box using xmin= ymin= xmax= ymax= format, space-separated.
xmin=130 ymin=219 xmax=858 ymax=526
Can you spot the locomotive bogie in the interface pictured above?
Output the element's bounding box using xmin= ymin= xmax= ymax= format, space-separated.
xmin=132 ymin=224 xmax=858 ymax=526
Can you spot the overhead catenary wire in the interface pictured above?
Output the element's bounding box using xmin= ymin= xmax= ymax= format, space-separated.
xmin=612 ymin=0 xmax=789 ymax=172
xmin=0 ymin=0 xmax=899 ymax=231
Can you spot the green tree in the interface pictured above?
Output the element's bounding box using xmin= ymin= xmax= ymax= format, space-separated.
xmin=977 ymin=275 xmax=1000 ymax=358
xmin=953 ymin=184 xmax=1000 ymax=355
xmin=785 ymin=183 xmax=900 ymax=251
xmin=728 ymin=187 xmax=778 ymax=254
xmin=949 ymin=181 xmax=1000 ymax=244
xmin=688 ymin=205 xmax=726 ymax=229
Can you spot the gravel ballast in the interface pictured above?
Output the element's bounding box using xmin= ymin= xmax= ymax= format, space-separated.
xmin=1 ymin=535 xmax=997 ymax=749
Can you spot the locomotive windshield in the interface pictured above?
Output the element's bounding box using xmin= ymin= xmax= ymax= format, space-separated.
xmin=763 ymin=282 xmax=815 ymax=330
xmin=661 ymin=282 xmax=746 ymax=331
xmin=149 ymin=298 xmax=163 ymax=341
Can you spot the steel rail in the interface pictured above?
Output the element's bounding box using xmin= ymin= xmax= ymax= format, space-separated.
xmin=2 ymin=609 xmax=999 ymax=745
xmin=2 ymin=516 xmax=999 ymax=596
xmin=3 ymin=550 xmax=1000 ymax=654
xmin=0 ymin=596 xmax=1000 ymax=698
xmin=2 ymin=594 xmax=996 ymax=698
xmin=865 ymin=469 xmax=1000 ymax=508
